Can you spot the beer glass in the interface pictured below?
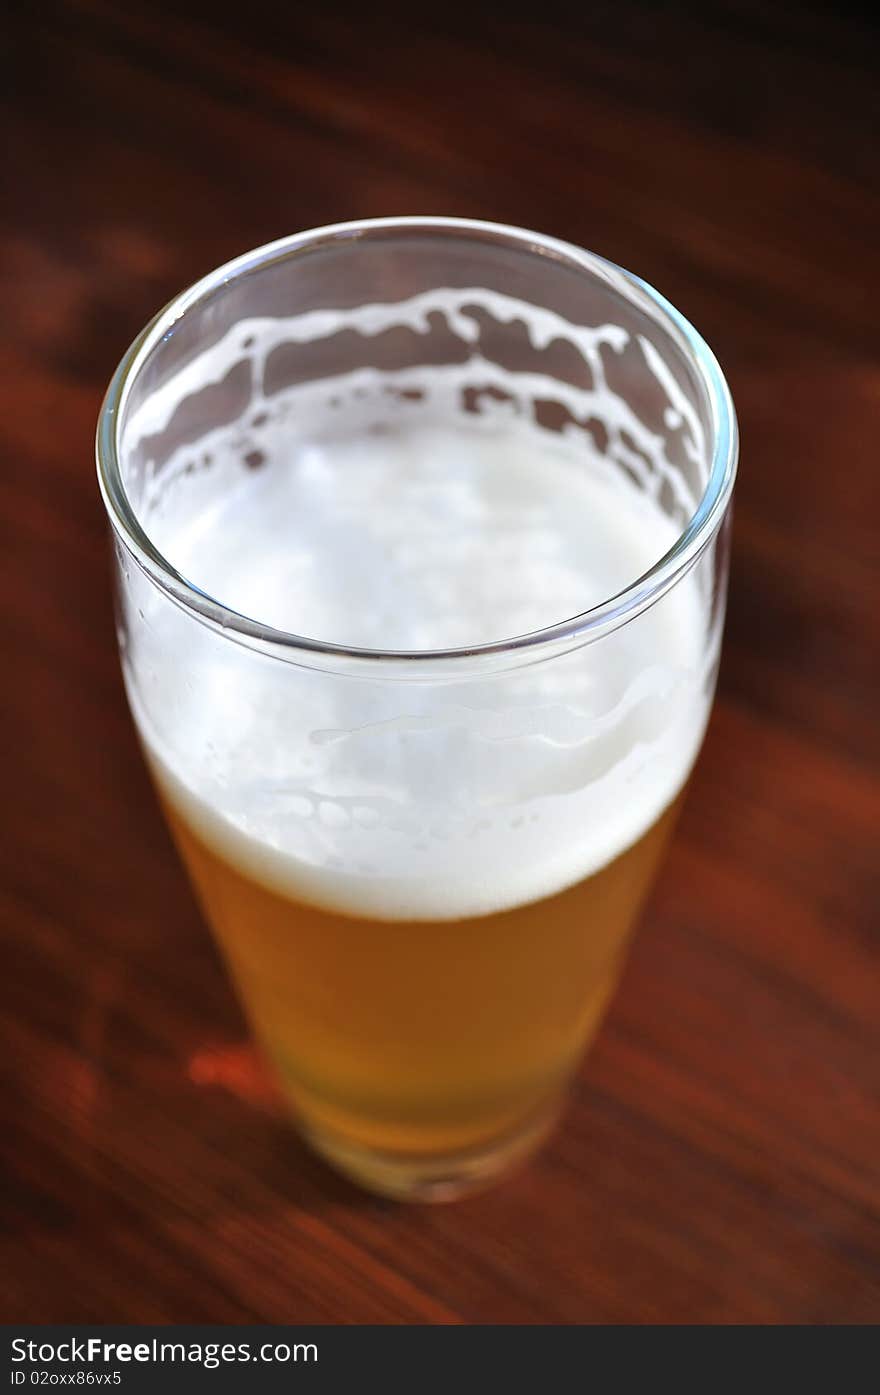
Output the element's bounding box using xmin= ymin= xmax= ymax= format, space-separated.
xmin=97 ymin=219 xmax=737 ymax=1199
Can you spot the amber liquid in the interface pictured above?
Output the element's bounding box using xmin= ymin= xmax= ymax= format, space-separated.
xmin=163 ymin=790 xmax=682 ymax=1188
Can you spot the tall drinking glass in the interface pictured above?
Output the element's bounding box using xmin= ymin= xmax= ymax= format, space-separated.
xmin=97 ymin=219 xmax=737 ymax=1199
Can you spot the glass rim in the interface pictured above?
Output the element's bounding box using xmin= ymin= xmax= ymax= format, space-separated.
xmin=96 ymin=216 xmax=738 ymax=677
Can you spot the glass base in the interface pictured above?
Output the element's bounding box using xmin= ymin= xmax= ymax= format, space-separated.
xmin=299 ymin=1100 xmax=562 ymax=1202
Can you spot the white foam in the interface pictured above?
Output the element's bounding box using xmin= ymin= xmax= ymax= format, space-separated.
xmin=149 ymin=422 xmax=682 ymax=650
xmin=121 ymin=291 xmax=717 ymax=922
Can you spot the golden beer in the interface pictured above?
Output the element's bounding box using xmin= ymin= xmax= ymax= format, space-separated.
xmin=161 ymin=784 xmax=682 ymax=1191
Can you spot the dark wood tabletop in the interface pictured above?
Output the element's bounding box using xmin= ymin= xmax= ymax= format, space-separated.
xmin=2 ymin=0 xmax=878 ymax=1324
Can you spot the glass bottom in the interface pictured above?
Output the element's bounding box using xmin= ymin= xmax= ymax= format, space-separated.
xmin=299 ymin=1099 xmax=563 ymax=1202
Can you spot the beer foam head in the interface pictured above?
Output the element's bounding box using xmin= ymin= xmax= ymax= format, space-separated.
xmin=119 ymin=289 xmax=720 ymax=920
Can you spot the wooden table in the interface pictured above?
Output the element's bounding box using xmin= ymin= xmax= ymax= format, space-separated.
xmin=3 ymin=0 xmax=878 ymax=1324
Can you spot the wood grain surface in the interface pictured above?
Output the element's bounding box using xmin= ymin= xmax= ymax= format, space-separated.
xmin=2 ymin=0 xmax=878 ymax=1324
